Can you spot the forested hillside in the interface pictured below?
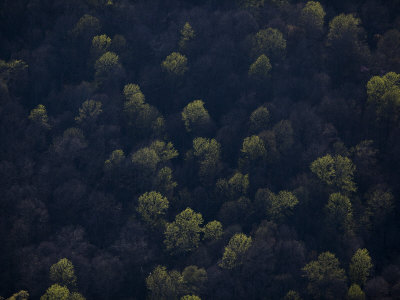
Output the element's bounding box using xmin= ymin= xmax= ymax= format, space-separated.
xmin=1 ymin=0 xmax=400 ymax=299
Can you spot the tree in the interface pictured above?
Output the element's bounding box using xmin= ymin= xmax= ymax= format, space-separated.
xmin=137 ymin=191 xmax=169 ymax=228
xmin=91 ymin=34 xmax=111 ymax=58
xmin=325 ymin=193 xmax=353 ymax=233
xmin=249 ymin=106 xmax=270 ymax=133
xmin=164 ymin=208 xmax=204 ymax=254
xmin=75 ymin=100 xmax=102 ymax=124
xmin=180 ymin=296 xmax=201 ymax=300
xmin=283 ymin=290 xmax=302 ymax=300
xmin=364 ymin=185 xmax=394 ymax=227
xmin=310 ymin=154 xmax=356 ymax=192
xmin=348 ymin=284 xmax=365 ymax=300
xmin=154 ymin=167 xmax=178 ymax=196
xmin=303 ymin=252 xmax=347 ymax=299
xmin=299 ymin=1 xmax=326 ymax=36
xmin=219 ymin=233 xmax=252 ymax=269
xmin=266 ymin=190 xmax=299 ymax=222
xmin=162 ymin=52 xmax=188 ymax=76
xmin=251 ymin=28 xmax=286 ymax=61
xmin=366 ymin=72 xmax=400 ymax=121
xmin=349 ymin=249 xmax=373 ymax=286
xmin=146 ymin=266 xmax=183 ymax=300
xmin=40 ymin=284 xmax=70 ymax=300
xmin=71 ymin=14 xmax=101 ymax=38
xmin=273 ymin=120 xmax=294 ymax=153
xmin=203 ymin=220 xmax=223 ymax=241
xmin=28 ymin=104 xmax=51 ymax=129
xmin=94 ymin=51 xmax=121 ymax=82
xmin=241 ymin=135 xmax=266 ymax=162
xmin=49 ymin=258 xmax=77 ymax=289
xmin=182 ymin=265 xmax=207 ymax=294
xmin=179 ymin=22 xmax=195 ymax=50
xmin=182 ymin=100 xmax=212 ymax=134
xmin=248 ymin=55 xmax=272 ymax=80
xmin=237 ymin=0 xmax=264 ymax=9
xmin=6 ymin=290 xmax=29 ymax=300
xmin=377 ymin=29 xmax=400 ymax=70
xmin=104 ymin=149 xmax=125 ymax=170
xmin=216 ymin=172 xmax=249 ymax=200
xmin=131 ymin=147 xmax=160 ymax=174
xmin=327 ymin=14 xmax=363 ymax=48
xmin=192 ymin=137 xmax=221 ymax=179
xmin=149 ymin=140 xmax=179 ymax=162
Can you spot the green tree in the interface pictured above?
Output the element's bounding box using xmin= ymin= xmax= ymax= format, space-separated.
xmin=364 ymin=186 xmax=394 ymax=227
xmin=72 ymin=14 xmax=101 ymax=38
xmin=219 ymin=233 xmax=252 ymax=269
xmin=299 ymin=1 xmax=326 ymax=35
xmin=162 ymin=52 xmax=188 ymax=76
xmin=283 ymin=290 xmax=302 ymax=300
xmin=248 ymin=55 xmax=272 ymax=80
xmin=40 ymin=284 xmax=70 ymax=300
xmin=203 ymin=220 xmax=223 ymax=241
xmin=249 ymin=106 xmax=270 ymax=133
xmin=192 ymin=137 xmax=221 ymax=179
xmin=241 ymin=135 xmax=266 ymax=161
xmin=179 ymin=22 xmax=195 ymax=50
xmin=182 ymin=265 xmax=207 ymax=294
xmin=28 ymin=104 xmax=51 ymax=129
xmin=303 ymin=252 xmax=347 ymax=299
xmin=347 ymin=284 xmax=365 ymax=300
xmin=349 ymin=249 xmax=373 ymax=286
xmin=91 ymin=34 xmax=111 ymax=58
xmin=216 ymin=172 xmax=249 ymax=200
xmin=182 ymin=100 xmax=211 ymax=133
xmin=94 ymin=51 xmax=121 ymax=83
xmin=180 ymin=296 xmax=201 ymax=300
xmin=327 ymin=14 xmax=363 ymax=48
xmin=164 ymin=208 xmax=204 ymax=254
xmin=75 ymin=100 xmax=102 ymax=124
xmin=266 ymin=190 xmax=299 ymax=222
xmin=6 ymin=290 xmax=29 ymax=300
xmin=49 ymin=258 xmax=77 ymax=289
xmin=150 ymin=140 xmax=179 ymax=162
xmin=325 ymin=193 xmax=353 ymax=233
xmin=131 ymin=147 xmax=160 ymax=174
xmin=366 ymin=72 xmax=400 ymax=121
xmin=154 ymin=167 xmax=178 ymax=196
xmin=310 ymin=154 xmax=356 ymax=192
xmin=237 ymin=0 xmax=264 ymax=9
xmin=252 ymin=28 xmax=286 ymax=61
xmin=146 ymin=266 xmax=183 ymax=300
xmin=137 ymin=191 xmax=169 ymax=228
xmin=104 ymin=149 xmax=125 ymax=170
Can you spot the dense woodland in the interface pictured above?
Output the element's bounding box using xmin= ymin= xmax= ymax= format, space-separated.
xmin=1 ymin=0 xmax=400 ymax=299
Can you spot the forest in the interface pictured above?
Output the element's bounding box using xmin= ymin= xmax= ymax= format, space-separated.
xmin=1 ymin=0 xmax=400 ymax=299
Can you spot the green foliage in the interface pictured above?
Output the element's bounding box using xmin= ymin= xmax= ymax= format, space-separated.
xmin=146 ymin=266 xmax=184 ymax=300
xmin=164 ymin=208 xmax=204 ymax=254
xmin=349 ymin=249 xmax=373 ymax=286
xmin=49 ymin=258 xmax=77 ymax=289
xmin=162 ymin=52 xmax=188 ymax=76
xmin=40 ymin=284 xmax=70 ymax=300
xmin=283 ymin=290 xmax=302 ymax=300
xmin=180 ymin=296 xmax=201 ymax=300
xmin=154 ymin=167 xmax=178 ymax=195
xmin=104 ymin=149 xmax=125 ymax=170
xmin=137 ymin=191 xmax=169 ymax=227
xmin=192 ymin=137 xmax=221 ymax=178
xmin=252 ymin=28 xmax=286 ymax=61
xmin=182 ymin=100 xmax=211 ymax=133
xmin=241 ymin=135 xmax=266 ymax=161
xmin=325 ymin=193 xmax=353 ymax=233
xmin=377 ymin=29 xmax=400 ymax=69
xmin=267 ymin=190 xmax=299 ymax=221
xmin=132 ymin=147 xmax=160 ymax=173
xmin=299 ymin=1 xmax=326 ymax=35
xmin=123 ymin=83 xmax=145 ymax=102
xmin=365 ymin=186 xmax=394 ymax=226
xmin=179 ymin=22 xmax=195 ymax=50
xmin=182 ymin=265 xmax=207 ymax=294
xmin=248 ymin=54 xmax=272 ymax=80
xmin=366 ymin=72 xmax=400 ymax=121
xmin=150 ymin=140 xmax=179 ymax=162
xmin=203 ymin=220 xmax=223 ymax=241
xmin=0 ymin=59 xmax=28 ymax=83
xmin=237 ymin=0 xmax=264 ymax=9
xmin=75 ymin=100 xmax=102 ymax=124
xmin=72 ymin=14 xmax=101 ymax=38
xmin=6 ymin=290 xmax=29 ymax=300
xmin=249 ymin=106 xmax=270 ymax=133
xmin=94 ymin=51 xmax=121 ymax=80
xmin=91 ymin=34 xmax=111 ymax=58
xmin=219 ymin=233 xmax=252 ymax=269
xmin=302 ymin=252 xmax=347 ymax=299
xmin=28 ymin=104 xmax=51 ymax=129
xmin=310 ymin=154 xmax=356 ymax=192
xmin=222 ymin=172 xmax=250 ymax=199
xmin=327 ymin=14 xmax=363 ymax=48
xmin=347 ymin=284 xmax=365 ymax=300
